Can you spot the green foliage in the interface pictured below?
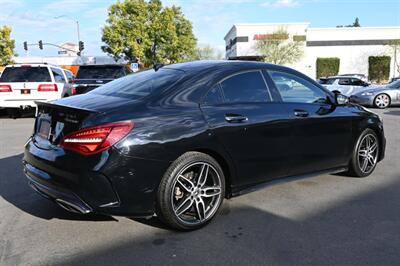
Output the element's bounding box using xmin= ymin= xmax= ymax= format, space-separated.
xmin=191 ymin=44 xmax=224 ymax=60
xmin=0 ymin=25 xmax=16 ymax=66
xmin=293 ymin=35 xmax=306 ymax=42
xmin=336 ymin=17 xmax=361 ymax=28
xmin=388 ymin=40 xmax=400 ymax=76
xmin=368 ymin=56 xmax=391 ymax=82
xmin=316 ymin=57 xmax=340 ymax=78
xmin=101 ymin=0 xmax=197 ymax=66
xmin=255 ymin=29 xmax=304 ymax=65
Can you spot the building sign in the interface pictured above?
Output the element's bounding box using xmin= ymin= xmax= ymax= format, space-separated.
xmin=253 ymin=33 xmax=289 ymax=40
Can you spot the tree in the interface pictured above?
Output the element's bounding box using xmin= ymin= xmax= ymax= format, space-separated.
xmin=254 ymin=29 xmax=304 ymax=65
xmin=0 ymin=26 xmax=16 ymax=66
xmin=353 ymin=17 xmax=361 ymax=27
xmin=388 ymin=40 xmax=400 ymax=77
xmin=101 ymin=0 xmax=197 ymax=66
xmin=192 ymin=44 xmax=224 ymax=60
xmin=336 ymin=17 xmax=361 ymax=28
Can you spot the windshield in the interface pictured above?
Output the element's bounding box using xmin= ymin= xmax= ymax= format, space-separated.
xmin=76 ymin=66 xmax=127 ymax=79
xmin=388 ymin=80 xmax=400 ymax=88
xmin=0 ymin=66 xmax=51 ymax=82
xmin=90 ymin=68 xmax=184 ymax=99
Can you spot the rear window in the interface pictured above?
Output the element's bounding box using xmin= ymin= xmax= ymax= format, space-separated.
xmin=90 ymin=68 xmax=184 ymax=99
xmin=0 ymin=66 xmax=51 ymax=82
xmin=76 ymin=66 xmax=127 ymax=79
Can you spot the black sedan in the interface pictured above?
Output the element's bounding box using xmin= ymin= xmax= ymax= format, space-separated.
xmin=23 ymin=61 xmax=385 ymax=230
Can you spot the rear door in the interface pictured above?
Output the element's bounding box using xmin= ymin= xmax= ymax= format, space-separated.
xmin=200 ymin=70 xmax=291 ymax=188
xmin=266 ymin=70 xmax=353 ymax=176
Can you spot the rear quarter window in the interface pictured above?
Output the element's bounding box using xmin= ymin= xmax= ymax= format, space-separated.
xmin=0 ymin=66 xmax=51 ymax=82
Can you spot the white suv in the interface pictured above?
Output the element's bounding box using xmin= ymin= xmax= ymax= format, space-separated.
xmin=0 ymin=63 xmax=71 ymax=111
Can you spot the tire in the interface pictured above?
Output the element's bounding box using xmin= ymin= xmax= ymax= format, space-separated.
xmin=374 ymin=93 xmax=390 ymax=109
xmin=156 ymin=151 xmax=225 ymax=231
xmin=348 ymin=128 xmax=379 ymax=177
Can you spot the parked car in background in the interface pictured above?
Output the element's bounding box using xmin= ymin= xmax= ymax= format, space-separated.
xmin=60 ymin=69 xmax=75 ymax=97
xmin=23 ymin=61 xmax=385 ymax=230
xmin=350 ymin=79 xmax=400 ymax=108
xmin=71 ymin=64 xmax=132 ymax=95
xmin=319 ymin=75 xmax=370 ymax=96
xmin=389 ymin=77 xmax=400 ymax=83
xmin=0 ymin=63 xmax=71 ymax=117
xmin=337 ymin=73 xmax=368 ymax=82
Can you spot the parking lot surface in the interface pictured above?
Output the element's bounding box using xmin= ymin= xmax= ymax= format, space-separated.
xmin=1 ymin=108 xmax=400 ymax=266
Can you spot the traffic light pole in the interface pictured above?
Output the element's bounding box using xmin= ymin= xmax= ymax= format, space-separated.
xmin=22 ymin=41 xmax=82 ymax=56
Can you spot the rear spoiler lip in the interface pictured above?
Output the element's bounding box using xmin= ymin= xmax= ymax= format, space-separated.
xmin=35 ymin=101 xmax=102 ymax=114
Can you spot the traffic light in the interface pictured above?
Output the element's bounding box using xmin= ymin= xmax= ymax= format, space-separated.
xmin=38 ymin=40 xmax=43 ymax=50
xmin=23 ymin=41 xmax=28 ymax=51
xmin=79 ymin=41 xmax=84 ymax=51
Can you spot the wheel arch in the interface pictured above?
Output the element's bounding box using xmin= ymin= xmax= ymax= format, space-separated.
xmin=192 ymin=148 xmax=235 ymax=198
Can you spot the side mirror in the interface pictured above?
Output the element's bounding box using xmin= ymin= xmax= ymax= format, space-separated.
xmin=332 ymin=90 xmax=349 ymax=105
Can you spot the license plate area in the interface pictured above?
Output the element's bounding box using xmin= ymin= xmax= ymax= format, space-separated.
xmin=38 ymin=119 xmax=51 ymax=140
xmin=21 ymin=89 xmax=31 ymax=95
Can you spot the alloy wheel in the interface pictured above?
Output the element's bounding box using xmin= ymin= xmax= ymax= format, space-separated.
xmin=171 ymin=162 xmax=222 ymax=225
xmin=357 ymin=133 xmax=378 ymax=174
xmin=374 ymin=94 xmax=390 ymax=108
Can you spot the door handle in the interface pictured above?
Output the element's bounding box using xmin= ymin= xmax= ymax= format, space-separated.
xmin=294 ymin=110 xmax=309 ymax=117
xmin=225 ymin=114 xmax=248 ymax=123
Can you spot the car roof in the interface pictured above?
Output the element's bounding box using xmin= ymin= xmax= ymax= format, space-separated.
xmin=164 ymin=60 xmax=282 ymax=74
xmin=5 ymin=63 xmax=60 ymax=68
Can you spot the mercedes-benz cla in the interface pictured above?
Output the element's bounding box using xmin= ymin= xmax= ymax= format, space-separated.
xmin=23 ymin=61 xmax=385 ymax=230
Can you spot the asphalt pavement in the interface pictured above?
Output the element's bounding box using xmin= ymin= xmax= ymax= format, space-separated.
xmin=0 ymin=108 xmax=399 ymax=266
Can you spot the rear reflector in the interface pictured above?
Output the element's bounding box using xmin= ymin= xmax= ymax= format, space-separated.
xmin=0 ymin=85 xmax=12 ymax=92
xmin=38 ymin=84 xmax=58 ymax=92
xmin=60 ymin=121 xmax=134 ymax=155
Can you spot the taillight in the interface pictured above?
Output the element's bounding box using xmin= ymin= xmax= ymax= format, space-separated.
xmin=38 ymin=84 xmax=58 ymax=92
xmin=0 ymin=85 xmax=12 ymax=92
xmin=60 ymin=121 xmax=134 ymax=155
xmin=72 ymin=88 xmax=77 ymax=95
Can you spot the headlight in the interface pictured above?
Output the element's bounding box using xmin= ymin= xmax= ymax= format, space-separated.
xmin=361 ymin=92 xmax=374 ymax=96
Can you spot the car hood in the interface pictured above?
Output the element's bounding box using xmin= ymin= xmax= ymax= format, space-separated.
xmin=353 ymin=85 xmax=388 ymax=96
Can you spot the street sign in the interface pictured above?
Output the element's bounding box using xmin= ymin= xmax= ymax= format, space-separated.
xmin=58 ymin=50 xmax=67 ymax=55
xmin=131 ymin=63 xmax=139 ymax=72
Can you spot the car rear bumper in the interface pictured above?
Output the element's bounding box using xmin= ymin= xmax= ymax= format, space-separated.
xmin=23 ymin=138 xmax=170 ymax=217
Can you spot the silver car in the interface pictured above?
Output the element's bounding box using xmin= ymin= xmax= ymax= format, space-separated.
xmin=319 ymin=76 xmax=370 ymax=96
xmin=350 ymin=80 xmax=400 ymax=108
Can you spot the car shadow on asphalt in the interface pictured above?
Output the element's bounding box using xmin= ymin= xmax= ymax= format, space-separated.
xmin=384 ymin=110 xmax=400 ymax=116
xmin=57 ymin=177 xmax=400 ymax=266
xmin=0 ymin=153 xmax=116 ymax=222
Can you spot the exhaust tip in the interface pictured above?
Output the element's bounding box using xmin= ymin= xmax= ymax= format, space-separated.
xmin=55 ymin=199 xmax=92 ymax=214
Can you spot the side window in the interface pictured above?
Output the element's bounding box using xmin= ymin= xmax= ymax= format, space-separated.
xmin=220 ymin=71 xmax=270 ymax=103
xmin=349 ymin=78 xmax=363 ymax=86
xmin=51 ymin=68 xmax=66 ymax=83
xmin=203 ymin=85 xmax=222 ymax=105
xmin=65 ymin=71 xmax=74 ymax=83
xmin=338 ymin=78 xmax=350 ymax=85
xmin=268 ymin=71 xmax=328 ymax=104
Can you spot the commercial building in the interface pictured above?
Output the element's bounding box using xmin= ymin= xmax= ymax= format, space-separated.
xmin=224 ymin=23 xmax=400 ymax=80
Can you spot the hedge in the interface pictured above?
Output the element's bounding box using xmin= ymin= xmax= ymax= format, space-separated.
xmin=368 ymin=56 xmax=391 ymax=82
xmin=316 ymin=57 xmax=340 ymax=78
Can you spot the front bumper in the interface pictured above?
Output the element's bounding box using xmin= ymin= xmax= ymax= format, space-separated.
xmin=349 ymin=95 xmax=374 ymax=106
xmin=23 ymin=138 xmax=170 ymax=217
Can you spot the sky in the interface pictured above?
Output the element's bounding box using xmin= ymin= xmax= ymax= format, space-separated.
xmin=1 ymin=0 xmax=400 ymax=57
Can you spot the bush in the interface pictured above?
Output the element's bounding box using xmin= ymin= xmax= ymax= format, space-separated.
xmin=316 ymin=58 xmax=340 ymax=78
xmin=368 ymin=56 xmax=391 ymax=83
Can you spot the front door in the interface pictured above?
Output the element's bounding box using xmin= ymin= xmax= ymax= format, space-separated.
xmin=266 ymin=70 xmax=353 ymax=176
